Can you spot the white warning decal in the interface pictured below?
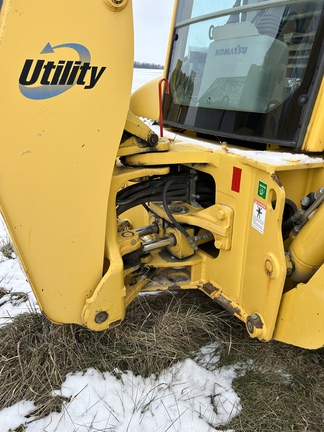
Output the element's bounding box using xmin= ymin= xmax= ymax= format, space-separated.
xmin=252 ymin=199 xmax=266 ymax=234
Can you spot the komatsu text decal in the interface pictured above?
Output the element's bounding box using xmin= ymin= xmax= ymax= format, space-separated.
xmin=19 ymin=42 xmax=106 ymax=100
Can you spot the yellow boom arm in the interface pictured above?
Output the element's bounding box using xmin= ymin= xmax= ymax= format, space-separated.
xmin=0 ymin=0 xmax=133 ymax=324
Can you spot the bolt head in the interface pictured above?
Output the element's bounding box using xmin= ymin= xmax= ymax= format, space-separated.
xmin=265 ymin=259 xmax=273 ymax=276
xmin=104 ymin=0 xmax=128 ymax=10
xmin=247 ymin=320 xmax=254 ymax=333
xmin=95 ymin=311 xmax=109 ymax=324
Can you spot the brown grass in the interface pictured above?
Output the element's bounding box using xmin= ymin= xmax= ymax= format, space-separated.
xmin=0 ymin=237 xmax=14 ymax=260
xmin=1 ymin=290 xmax=324 ymax=431
xmin=0 ymin=291 xmax=229 ymax=419
xmin=216 ymin=319 xmax=324 ymax=431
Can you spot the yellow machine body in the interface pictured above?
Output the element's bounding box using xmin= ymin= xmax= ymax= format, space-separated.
xmin=1 ymin=0 xmax=324 ymax=349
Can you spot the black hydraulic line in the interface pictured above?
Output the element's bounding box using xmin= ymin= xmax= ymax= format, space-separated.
xmin=117 ymin=178 xmax=164 ymax=199
xmin=162 ymin=178 xmax=191 ymax=241
xmin=117 ymin=194 xmax=189 ymax=216
xmin=117 ymin=188 xmax=188 ymax=208
xmin=117 ymin=176 xmax=188 ymax=204
xmin=117 ymin=174 xmax=186 ymax=197
xmin=141 ymin=202 xmax=165 ymax=221
xmin=116 ymin=174 xmax=190 ymax=214
xmin=116 ymin=172 xmax=199 ymax=217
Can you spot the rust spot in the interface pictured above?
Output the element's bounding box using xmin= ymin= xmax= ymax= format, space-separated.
xmin=271 ymin=173 xmax=283 ymax=187
xmin=167 ymin=284 xmax=181 ymax=291
xmin=214 ymin=295 xmax=242 ymax=317
xmin=108 ymin=319 xmax=122 ymax=329
xmin=202 ymin=282 xmax=218 ymax=295
xmin=247 ymin=314 xmax=263 ymax=329
xmin=202 ymin=283 xmax=241 ymax=316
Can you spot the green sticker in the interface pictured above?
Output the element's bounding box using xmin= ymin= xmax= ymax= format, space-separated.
xmin=258 ymin=181 xmax=267 ymax=199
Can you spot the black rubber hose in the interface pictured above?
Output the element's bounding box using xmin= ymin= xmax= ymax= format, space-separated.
xmin=162 ymin=178 xmax=191 ymax=240
xmin=117 ymin=194 xmax=189 ymax=216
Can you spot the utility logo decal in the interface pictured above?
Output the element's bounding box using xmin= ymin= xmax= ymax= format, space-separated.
xmin=19 ymin=42 xmax=106 ymax=100
xmin=252 ymin=199 xmax=266 ymax=234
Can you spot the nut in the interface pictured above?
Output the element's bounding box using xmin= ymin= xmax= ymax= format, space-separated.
xmin=95 ymin=311 xmax=109 ymax=324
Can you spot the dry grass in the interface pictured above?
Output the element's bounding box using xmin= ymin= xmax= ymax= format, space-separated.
xmin=216 ymin=320 xmax=324 ymax=431
xmin=0 ymin=287 xmax=29 ymax=307
xmin=0 ymin=291 xmax=229 ymax=419
xmin=0 ymin=236 xmax=14 ymax=260
xmin=1 ymin=290 xmax=324 ymax=431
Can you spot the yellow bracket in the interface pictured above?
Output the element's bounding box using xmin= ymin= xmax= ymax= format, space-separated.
xmin=149 ymin=202 xmax=234 ymax=250
xmin=118 ymin=110 xmax=170 ymax=157
xmin=117 ymin=230 xmax=141 ymax=257
xmin=124 ymin=110 xmax=159 ymax=146
xmin=81 ymin=165 xmax=170 ymax=331
xmin=118 ymin=136 xmax=170 ymax=157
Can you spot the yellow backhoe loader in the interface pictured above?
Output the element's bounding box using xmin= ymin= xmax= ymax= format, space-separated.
xmin=0 ymin=0 xmax=323 ymax=348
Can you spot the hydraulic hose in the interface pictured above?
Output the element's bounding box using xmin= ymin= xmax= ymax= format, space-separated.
xmin=116 ymin=174 xmax=190 ymax=216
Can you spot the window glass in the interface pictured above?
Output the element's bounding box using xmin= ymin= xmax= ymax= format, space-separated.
xmin=165 ymin=0 xmax=324 ymax=147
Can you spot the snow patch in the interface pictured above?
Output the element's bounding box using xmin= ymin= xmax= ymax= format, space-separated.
xmin=151 ymin=125 xmax=323 ymax=167
xmin=0 ymin=217 xmax=38 ymax=326
xmin=18 ymin=345 xmax=240 ymax=432
xmin=0 ymin=401 xmax=36 ymax=432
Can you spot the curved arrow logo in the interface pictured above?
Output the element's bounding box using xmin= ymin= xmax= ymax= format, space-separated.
xmin=19 ymin=42 xmax=106 ymax=100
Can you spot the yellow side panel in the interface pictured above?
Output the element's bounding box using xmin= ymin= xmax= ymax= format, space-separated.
xmin=130 ymin=77 xmax=162 ymax=121
xmin=0 ymin=0 xmax=133 ymax=324
xmin=274 ymin=264 xmax=324 ymax=349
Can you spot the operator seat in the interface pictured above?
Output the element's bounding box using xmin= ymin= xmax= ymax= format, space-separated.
xmin=197 ymin=21 xmax=288 ymax=113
